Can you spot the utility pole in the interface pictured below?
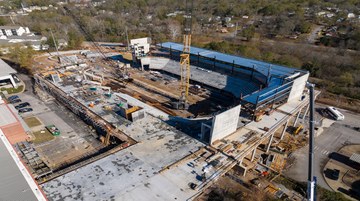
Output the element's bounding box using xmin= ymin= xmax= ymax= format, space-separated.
xmin=21 ymin=3 xmax=26 ymax=13
xmin=9 ymin=15 xmax=15 ymax=24
xmin=234 ymin=22 xmax=238 ymax=38
xmin=307 ymin=82 xmax=316 ymax=201
xmin=50 ymin=29 xmax=59 ymax=56
xmin=125 ymin=26 xmax=130 ymax=51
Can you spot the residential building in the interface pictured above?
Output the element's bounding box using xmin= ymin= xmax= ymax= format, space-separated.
xmin=130 ymin=37 xmax=151 ymax=64
xmin=0 ymin=26 xmax=48 ymax=53
xmin=0 ymin=26 xmax=30 ymax=38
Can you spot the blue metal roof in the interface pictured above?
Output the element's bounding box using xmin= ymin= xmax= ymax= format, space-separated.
xmin=242 ymin=78 xmax=292 ymax=104
xmin=158 ymin=42 xmax=303 ymax=78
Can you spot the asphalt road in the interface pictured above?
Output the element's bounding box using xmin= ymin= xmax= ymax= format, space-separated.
xmin=307 ymin=25 xmax=323 ymax=44
xmin=284 ymin=105 xmax=360 ymax=190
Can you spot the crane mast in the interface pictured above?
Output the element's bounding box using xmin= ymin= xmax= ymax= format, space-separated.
xmin=178 ymin=0 xmax=192 ymax=109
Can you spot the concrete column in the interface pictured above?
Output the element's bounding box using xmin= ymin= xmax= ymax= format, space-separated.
xmin=293 ymin=110 xmax=301 ymax=127
xmin=239 ymin=157 xmax=243 ymax=165
xmin=280 ymin=119 xmax=290 ymax=140
xmin=238 ymin=158 xmax=247 ymax=176
xmin=302 ymin=105 xmax=310 ymax=120
xmin=266 ymin=133 xmax=274 ymax=153
xmin=251 ymin=147 xmax=257 ymax=162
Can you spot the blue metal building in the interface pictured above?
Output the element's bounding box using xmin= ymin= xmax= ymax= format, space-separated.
xmin=157 ymin=42 xmax=308 ymax=118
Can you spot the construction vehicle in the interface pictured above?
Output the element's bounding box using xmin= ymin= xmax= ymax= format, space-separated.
xmin=46 ymin=125 xmax=60 ymax=136
xmin=173 ymin=0 xmax=193 ymax=110
xmin=294 ymin=124 xmax=303 ymax=135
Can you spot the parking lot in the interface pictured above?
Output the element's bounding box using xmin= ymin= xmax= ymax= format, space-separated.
xmin=7 ymin=74 xmax=103 ymax=168
xmin=323 ymin=144 xmax=360 ymax=200
xmin=284 ymin=104 xmax=360 ymax=190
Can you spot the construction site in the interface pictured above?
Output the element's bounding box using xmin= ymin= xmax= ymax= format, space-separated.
xmin=26 ymin=30 xmax=317 ymax=199
xmin=0 ymin=4 xmax=323 ymax=201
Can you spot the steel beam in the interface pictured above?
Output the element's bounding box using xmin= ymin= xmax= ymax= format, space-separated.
xmin=302 ymin=105 xmax=310 ymax=120
xmin=251 ymin=147 xmax=257 ymax=162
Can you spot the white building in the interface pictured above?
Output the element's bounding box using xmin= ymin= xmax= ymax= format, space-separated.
xmin=0 ymin=59 xmax=17 ymax=88
xmin=0 ymin=26 xmax=48 ymax=53
xmin=130 ymin=37 xmax=151 ymax=58
xmin=224 ymin=17 xmax=232 ymax=22
xmin=58 ymin=39 xmax=68 ymax=49
xmin=348 ymin=13 xmax=355 ymax=18
xmin=0 ymin=26 xmax=31 ymax=38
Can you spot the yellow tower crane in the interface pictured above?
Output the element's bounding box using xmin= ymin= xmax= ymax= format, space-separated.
xmin=178 ymin=0 xmax=193 ymax=110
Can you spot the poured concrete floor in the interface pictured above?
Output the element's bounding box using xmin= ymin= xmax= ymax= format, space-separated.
xmin=42 ymin=115 xmax=207 ymax=200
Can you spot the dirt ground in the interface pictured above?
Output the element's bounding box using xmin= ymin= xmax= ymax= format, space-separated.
xmin=32 ymin=130 xmax=55 ymax=145
xmin=24 ymin=116 xmax=42 ymax=127
xmin=317 ymin=91 xmax=360 ymax=114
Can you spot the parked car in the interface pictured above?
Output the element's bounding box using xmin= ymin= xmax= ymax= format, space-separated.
xmin=189 ymin=182 xmax=197 ymax=190
xmin=18 ymin=108 xmax=33 ymax=114
xmin=8 ymin=95 xmax=19 ymax=101
xmin=331 ymin=169 xmax=340 ymax=180
xmin=251 ymin=178 xmax=261 ymax=187
xmin=15 ymin=102 xmax=30 ymax=109
xmin=10 ymin=99 xmax=22 ymax=104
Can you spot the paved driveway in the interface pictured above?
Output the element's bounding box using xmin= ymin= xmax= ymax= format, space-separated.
xmin=284 ymin=105 xmax=360 ymax=190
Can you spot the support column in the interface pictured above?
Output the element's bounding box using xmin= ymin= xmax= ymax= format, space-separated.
xmin=266 ymin=133 xmax=274 ymax=153
xmin=293 ymin=110 xmax=301 ymax=127
xmin=280 ymin=119 xmax=290 ymax=140
xmin=9 ymin=75 xmax=17 ymax=88
xmin=232 ymin=60 xmax=235 ymax=74
xmin=302 ymin=105 xmax=310 ymax=120
xmin=251 ymin=147 xmax=257 ymax=162
xmin=239 ymin=157 xmax=243 ymax=165
xmin=197 ymin=53 xmax=200 ymax=65
xmin=238 ymin=158 xmax=247 ymax=176
xmin=213 ymin=56 xmax=216 ymax=69
xmin=243 ymin=167 xmax=247 ymax=176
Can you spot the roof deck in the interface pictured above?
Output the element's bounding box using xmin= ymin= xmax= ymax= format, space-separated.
xmin=41 ymin=115 xmax=211 ymax=200
xmin=158 ymin=42 xmax=303 ymax=78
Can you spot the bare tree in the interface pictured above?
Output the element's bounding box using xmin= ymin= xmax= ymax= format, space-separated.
xmin=166 ymin=19 xmax=181 ymax=41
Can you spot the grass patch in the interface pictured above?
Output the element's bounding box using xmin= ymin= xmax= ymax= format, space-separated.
xmin=1 ymin=85 xmax=24 ymax=94
xmin=32 ymin=129 xmax=55 ymax=144
xmin=274 ymin=175 xmax=351 ymax=201
xmin=24 ymin=117 xmax=42 ymax=128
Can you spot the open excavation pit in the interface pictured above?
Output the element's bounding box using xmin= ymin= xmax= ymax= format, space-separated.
xmin=105 ymin=68 xmax=237 ymax=118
